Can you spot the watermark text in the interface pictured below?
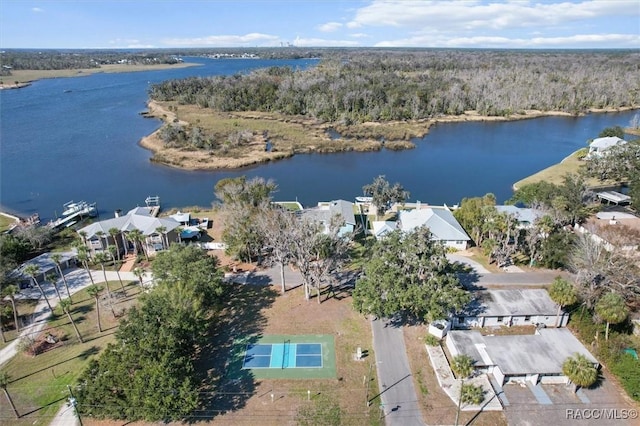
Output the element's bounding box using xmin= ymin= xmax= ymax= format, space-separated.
xmin=566 ymin=408 xmax=637 ymax=420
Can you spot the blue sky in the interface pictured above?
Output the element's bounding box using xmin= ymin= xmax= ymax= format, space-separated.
xmin=1 ymin=0 xmax=638 ymax=49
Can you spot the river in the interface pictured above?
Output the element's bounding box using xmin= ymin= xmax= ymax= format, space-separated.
xmin=0 ymin=57 xmax=637 ymax=221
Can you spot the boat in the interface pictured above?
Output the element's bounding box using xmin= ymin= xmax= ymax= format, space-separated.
xmin=355 ymin=196 xmax=373 ymax=203
xmin=48 ymin=200 xmax=98 ymax=229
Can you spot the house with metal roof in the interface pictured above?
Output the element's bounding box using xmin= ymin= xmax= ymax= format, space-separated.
xmin=11 ymin=250 xmax=77 ymax=289
xmin=77 ymin=206 xmax=181 ymax=256
xmin=587 ymin=136 xmax=626 ymax=158
xmin=301 ymin=200 xmax=357 ymax=237
xmin=398 ymin=207 xmax=471 ymax=250
xmin=495 ymin=205 xmax=545 ymax=229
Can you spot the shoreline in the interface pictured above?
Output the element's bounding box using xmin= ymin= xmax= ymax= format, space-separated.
xmin=0 ymin=61 xmax=200 ymax=89
xmin=139 ymin=102 xmax=640 ymax=171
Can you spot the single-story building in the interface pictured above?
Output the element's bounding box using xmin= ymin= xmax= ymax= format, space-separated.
xmin=370 ymin=221 xmax=397 ymax=239
xmin=301 ymin=200 xmax=356 ymax=237
xmin=11 ymin=251 xmax=77 ymax=289
xmin=446 ymin=328 xmax=599 ymax=385
xmin=587 ymin=136 xmax=626 ymax=158
xmin=77 ymin=206 xmax=181 ymax=255
xmin=452 ymin=288 xmax=568 ymax=329
xmin=398 ymin=207 xmax=471 ymax=250
xmin=495 ymin=205 xmax=545 ymax=229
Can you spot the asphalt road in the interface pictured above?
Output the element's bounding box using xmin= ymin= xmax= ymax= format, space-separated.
xmin=371 ymin=319 xmax=426 ymax=426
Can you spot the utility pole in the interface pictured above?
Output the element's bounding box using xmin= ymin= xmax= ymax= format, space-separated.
xmin=67 ymin=385 xmax=83 ymax=426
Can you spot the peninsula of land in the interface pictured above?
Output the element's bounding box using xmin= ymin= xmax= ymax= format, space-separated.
xmin=0 ymin=62 xmax=199 ymax=89
xmin=140 ymin=100 xmax=639 ymax=171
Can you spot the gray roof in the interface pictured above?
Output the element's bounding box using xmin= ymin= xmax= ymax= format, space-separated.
xmin=448 ymin=328 xmax=598 ymax=375
xmin=495 ymin=205 xmax=544 ymax=225
xmin=301 ymin=200 xmax=356 ymax=226
xmin=590 ymin=136 xmax=625 ymax=149
xmin=464 ymin=289 xmax=559 ymax=317
xmin=78 ymin=206 xmax=180 ymax=239
xmin=12 ymin=250 xmax=77 ymax=280
xmin=398 ymin=208 xmax=470 ymax=241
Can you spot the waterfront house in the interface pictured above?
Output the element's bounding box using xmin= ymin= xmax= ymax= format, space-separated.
xmin=77 ymin=206 xmax=180 ymax=256
xmin=371 ymin=221 xmax=397 ymax=239
xmin=398 ymin=207 xmax=470 ymax=250
xmin=452 ymin=288 xmax=569 ymax=329
xmin=301 ymin=200 xmax=357 ymax=237
xmin=587 ymin=136 xmax=626 ymax=158
xmin=495 ymin=205 xmax=545 ymax=229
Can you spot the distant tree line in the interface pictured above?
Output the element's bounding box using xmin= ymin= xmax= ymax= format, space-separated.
xmin=149 ymin=49 xmax=640 ymax=123
xmin=0 ymin=49 xmax=182 ymax=73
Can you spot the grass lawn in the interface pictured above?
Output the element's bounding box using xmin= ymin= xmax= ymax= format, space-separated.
xmin=0 ymin=214 xmax=19 ymax=233
xmin=0 ymin=281 xmax=142 ymax=424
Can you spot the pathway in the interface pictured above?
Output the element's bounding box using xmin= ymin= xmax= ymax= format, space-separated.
xmin=371 ymin=319 xmax=425 ymax=426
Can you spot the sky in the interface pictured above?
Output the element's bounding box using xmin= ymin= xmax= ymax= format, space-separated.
xmin=1 ymin=0 xmax=639 ymax=49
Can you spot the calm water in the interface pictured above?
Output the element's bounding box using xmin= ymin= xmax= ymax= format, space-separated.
xmin=0 ymin=57 xmax=637 ymax=221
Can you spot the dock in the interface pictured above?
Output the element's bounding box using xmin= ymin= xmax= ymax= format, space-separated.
xmin=145 ymin=195 xmax=161 ymax=217
xmin=48 ymin=201 xmax=97 ymax=229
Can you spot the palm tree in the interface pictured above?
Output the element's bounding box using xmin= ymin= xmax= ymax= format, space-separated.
xmin=109 ymin=246 xmax=126 ymax=295
xmin=133 ymin=267 xmax=145 ymax=288
xmin=86 ymin=284 xmax=103 ymax=333
xmin=451 ymin=354 xmax=475 ymax=426
xmin=95 ymin=230 xmax=106 ymax=251
xmin=3 ymin=285 xmax=20 ymax=333
xmin=46 ymin=272 xmax=63 ymax=301
xmin=563 ymin=353 xmax=598 ymax=392
xmin=23 ymin=264 xmax=52 ymax=311
xmin=59 ymin=298 xmax=83 ymax=343
xmin=76 ymin=249 xmax=96 ymax=287
xmin=51 ymin=253 xmax=72 ymax=302
xmin=108 ymin=227 xmax=122 ymax=261
xmin=0 ymin=315 xmax=5 ymax=344
xmin=0 ymin=371 xmax=19 ymax=418
xmin=78 ymin=230 xmax=88 ymax=246
xmin=595 ymin=292 xmax=628 ymax=341
xmin=155 ymin=226 xmax=168 ymax=250
xmin=128 ymin=229 xmax=148 ymax=261
xmin=548 ymin=276 xmax=577 ymax=327
xmin=93 ymin=252 xmax=116 ymax=317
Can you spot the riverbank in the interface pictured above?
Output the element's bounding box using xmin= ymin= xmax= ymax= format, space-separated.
xmin=140 ymin=101 xmax=640 ymax=171
xmin=0 ymin=61 xmax=199 ymax=88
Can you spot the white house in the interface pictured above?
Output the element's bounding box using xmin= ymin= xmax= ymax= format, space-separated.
xmin=446 ymin=328 xmax=599 ymax=386
xmin=452 ymin=289 xmax=569 ymax=329
xmin=587 ymin=136 xmax=626 ymax=158
xmin=398 ymin=207 xmax=471 ymax=250
xmin=370 ymin=220 xmax=397 ymax=239
xmin=495 ymin=205 xmax=545 ymax=229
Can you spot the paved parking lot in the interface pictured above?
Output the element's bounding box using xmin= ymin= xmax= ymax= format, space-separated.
xmin=502 ymin=376 xmax=638 ymax=426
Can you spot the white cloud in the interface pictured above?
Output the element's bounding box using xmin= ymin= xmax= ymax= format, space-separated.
xmin=348 ymin=0 xmax=636 ymax=32
xmin=318 ymin=22 xmax=342 ymax=32
xmin=375 ymin=33 xmax=640 ymax=48
xmin=349 ymin=33 xmax=369 ymax=39
xmin=31 ymin=7 xmax=44 ymax=13
xmin=292 ymin=36 xmax=359 ymax=47
xmin=163 ymin=33 xmax=280 ymax=47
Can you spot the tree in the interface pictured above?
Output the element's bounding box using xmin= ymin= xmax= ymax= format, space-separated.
xmin=133 ymin=267 xmax=145 ymax=288
xmin=155 ymin=226 xmax=168 ymax=250
xmin=598 ymin=126 xmax=625 ymax=138
xmin=109 ymin=227 xmax=122 ymax=261
xmin=595 ymin=292 xmax=628 ymax=341
xmin=353 ymin=227 xmax=469 ymax=323
xmin=0 ymin=370 xmax=19 ymax=419
xmin=3 ymin=285 xmax=20 ymax=333
xmin=86 ymin=284 xmax=103 ymax=333
xmin=59 ymin=298 xmax=83 ymax=343
xmin=215 ymin=177 xmax=277 ymax=262
xmin=453 ymin=194 xmax=496 ymax=246
xmin=108 ymin=246 xmax=126 ymax=295
xmin=548 ymin=277 xmax=577 ymax=327
xmin=256 ymin=206 xmax=296 ymax=294
xmin=289 ymin=216 xmax=351 ymax=303
xmin=51 ymin=253 xmax=72 ymax=302
xmin=23 ymin=264 xmax=52 ymax=311
xmin=46 ymin=272 xmax=63 ymax=301
xmin=76 ymin=249 xmax=96 ymax=287
xmin=451 ymin=354 xmax=475 ymax=426
xmin=128 ymin=229 xmax=148 ymax=261
xmin=93 ymin=252 xmax=116 ymax=317
xmin=362 ymin=175 xmax=409 ymax=219
xmin=563 ymin=353 xmax=598 ymax=391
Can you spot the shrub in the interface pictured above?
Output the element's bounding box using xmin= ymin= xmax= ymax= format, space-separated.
xmin=461 ymin=383 xmax=485 ymax=405
xmin=424 ymin=334 xmax=441 ymax=347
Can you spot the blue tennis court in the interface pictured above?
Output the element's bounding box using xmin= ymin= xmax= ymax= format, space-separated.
xmin=242 ymin=342 xmax=323 ymax=369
